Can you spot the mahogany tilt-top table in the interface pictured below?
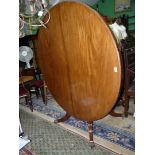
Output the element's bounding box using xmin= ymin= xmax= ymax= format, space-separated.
xmin=37 ymin=1 xmax=122 ymax=147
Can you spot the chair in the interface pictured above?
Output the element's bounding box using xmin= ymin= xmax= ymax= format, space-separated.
xmin=19 ymin=77 xmax=33 ymax=112
xmin=120 ymin=36 xmax=135 ymax=117
xmin=20 ymin=67 xmax=48 ymax=105
xmin=119 ymin=14 xmax=135 ymax=35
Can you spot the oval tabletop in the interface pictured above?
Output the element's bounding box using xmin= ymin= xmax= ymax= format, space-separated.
xmin=37 ymin=1 xmax=122 ymax=121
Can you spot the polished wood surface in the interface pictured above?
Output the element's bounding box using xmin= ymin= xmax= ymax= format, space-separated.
xmin=37 ymin=2 xmax=122 ymax=121
xmin=19 ymin=76 xmax=34 ymax=84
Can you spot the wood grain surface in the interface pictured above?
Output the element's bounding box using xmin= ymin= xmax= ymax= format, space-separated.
xmin=37 ymin=1 xmax=122 ymax=121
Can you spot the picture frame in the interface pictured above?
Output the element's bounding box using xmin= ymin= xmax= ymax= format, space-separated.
xmin=115 ymin=0 xmax=131 ymax=12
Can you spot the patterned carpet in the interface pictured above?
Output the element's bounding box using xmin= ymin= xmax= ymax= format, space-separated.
xmin=19 ymin=92 xmax=135 ymax=155
xmin=20 ymin=109 xmax=117 ymax=155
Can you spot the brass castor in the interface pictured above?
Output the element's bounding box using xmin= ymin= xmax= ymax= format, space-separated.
xmin=54 ymin=119 xmax=58 ymax=123
xmin=89 ymin=141 xmax=95 ymax=149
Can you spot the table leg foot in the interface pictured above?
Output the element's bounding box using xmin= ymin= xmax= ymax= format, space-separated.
xmin=89 ymin=141 xmax=95 ymax=149
xmin=54 ymin=113 xmax=70 ymax=123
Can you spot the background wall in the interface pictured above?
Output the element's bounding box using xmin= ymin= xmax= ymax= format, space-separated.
xmin=92 ymin=0 xmax=135 ymax=31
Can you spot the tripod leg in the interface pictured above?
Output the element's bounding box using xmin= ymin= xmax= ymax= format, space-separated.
xmin=88 ymin=121 xmax=95 ymax=148
xmin=54 ymin=113 xmax=70 ymax=123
